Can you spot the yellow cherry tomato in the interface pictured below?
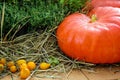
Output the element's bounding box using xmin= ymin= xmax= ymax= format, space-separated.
xmin=39 ymin=62 xmax=50 ymax=70
xmin=17 ymin=59 xmax=26 ymax=66
xmin=27 ymin=61 xmax=36 ymax=70
xmin=20 ymin=63 xmax=27 ymax=70
xmin=7 ymin=61 xmax=15 ymax=68
xmin=0 ymin=58 xmax=6 ymax=65
xmin=20 ymin=67 xmax=30 ymax=79
xmin=10 ymin=65 xmax=17 ymax=73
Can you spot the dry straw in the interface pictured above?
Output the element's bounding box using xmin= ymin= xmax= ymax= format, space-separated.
xmin=0 ymin=27 xmax=96 ymax=79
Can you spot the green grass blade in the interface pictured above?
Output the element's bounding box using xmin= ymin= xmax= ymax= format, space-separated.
xmin=1 ymin=2 xmax=5 ymax=43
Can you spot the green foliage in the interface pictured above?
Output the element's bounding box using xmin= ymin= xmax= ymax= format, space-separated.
xmin=0 ymin=0 xmax=87 ymax=40
xmin=48 ymin=56 xmax=59 ymax=67
xmin=60 ymin=0 xmax=88 ymax=12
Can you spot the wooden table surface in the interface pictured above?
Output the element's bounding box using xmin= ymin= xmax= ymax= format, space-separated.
xmin=1 ymin=66 xmax=120 ymax=80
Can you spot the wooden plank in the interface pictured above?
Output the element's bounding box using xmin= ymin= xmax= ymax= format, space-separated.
xmin=81 ymin=66 xmax=120 ymax=80
xmin=1 ymin=66 xmax=120 ymax=80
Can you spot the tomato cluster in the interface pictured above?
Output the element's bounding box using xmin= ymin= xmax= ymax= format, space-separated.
xmin=0 ymin=58 xmax=51 ymax=79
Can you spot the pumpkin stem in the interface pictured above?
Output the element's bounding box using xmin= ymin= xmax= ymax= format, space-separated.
xmin=91 ymin=14 xmax=97 ymax=22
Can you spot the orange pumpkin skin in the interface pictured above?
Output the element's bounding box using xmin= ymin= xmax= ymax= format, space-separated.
xmin=56 ymin=7 xmax=120 ymax=64
xmin=84 ymin=0 xmax=120 ymax=12
xmin=90 ymin=0 xmax=120 ymax=8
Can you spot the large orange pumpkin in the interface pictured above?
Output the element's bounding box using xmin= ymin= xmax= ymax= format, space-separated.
xmin=56 ymin=7 xmax=120 ymax=64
